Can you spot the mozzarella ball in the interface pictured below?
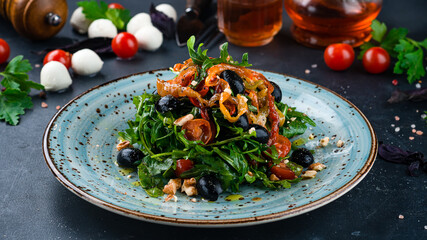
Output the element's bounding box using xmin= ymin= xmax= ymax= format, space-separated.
xmin=134 ymin=26 xmax=163 ymax=51
xmin=40 ymin=61 xmax=72 ymax=92
xmin=126 ymin=13 xmax=152 ymax=35
xmin=155 ymin=4 xmax=177 ymax=22
xmin=70 ymin=7 xmax=92 ymax=34
xmin=71 ymin=49 xmax=104 ymax=76
xmin=88 ymin=19 xmax=117 ymax=38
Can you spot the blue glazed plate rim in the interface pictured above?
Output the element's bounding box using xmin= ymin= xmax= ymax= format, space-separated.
xmin=42 ymin=69 xmax=378 ymax=227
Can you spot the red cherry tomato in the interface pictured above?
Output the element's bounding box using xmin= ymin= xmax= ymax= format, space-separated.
xmin=0 ymin=38 xmax=11 ymax=64
xmin=324 ymin=43 xmax=355 ymax=71
xmin=175 ymin=159 xmax=194 ymax=177
xmin=43 ymin=49 xmax=72 ymax=69
xmin=182 ymin=119 xmax=213 ymax=144
xmin=108 ymin=3 xmax=125 ymax=9
xmin=271 ymin=166 xmax=297 ymax=180
xmin=111 ymin=32 xmax=138 ymax=59
xmin=362 ymin=47 xmax=390 ymax=74
xmin=273 ymin=135 xmax=292 ymax=158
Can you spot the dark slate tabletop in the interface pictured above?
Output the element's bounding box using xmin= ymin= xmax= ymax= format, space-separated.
xmin=1 ymin=0 xmax=426 ymax=239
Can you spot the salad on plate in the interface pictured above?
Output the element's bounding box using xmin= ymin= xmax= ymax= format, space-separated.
xmin=116 ymin=36 xmax=324 ymax=202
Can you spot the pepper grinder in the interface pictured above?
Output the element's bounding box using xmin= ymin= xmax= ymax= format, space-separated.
xmin=0 ymin=0 xmax=68 ymax=40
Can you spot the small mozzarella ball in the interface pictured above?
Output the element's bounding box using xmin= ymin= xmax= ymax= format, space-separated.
xmin=127 ymin=13 xmax=152 ymax=35
xmin=88 ymin=19 xmax=117 ymax=38
xmin=41 ymin=61 xmax=72 ymax=92
xmin=70 ymin=7 xmax=92 ymax=34
xmin=155 ymin=4 xmax=177 ymax=22
xmin=135 ymin=26 xmax=163 ymax=51
xmin=71 ymin=49 xmax=103 ymax=76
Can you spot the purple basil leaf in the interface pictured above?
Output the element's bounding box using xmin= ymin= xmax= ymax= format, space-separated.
xmin=32 ymin=38 xmax=114 ymax=57
xmin=387 ymin=88 xmax=427 ymax=103
xmin=408 ymin=161 xmax=420 ymax=176
xmin=379 ymin=143 xmax=425 ymax=176
xmin=150 ymin=3 xmax=175 ymax=39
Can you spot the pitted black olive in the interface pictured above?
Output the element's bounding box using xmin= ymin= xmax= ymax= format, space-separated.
xmin=155 ymin=95 xmax=181 ymax=113
xmin=235 ymin=114 xmax=249 ymax=131
xmin=117 ymin=148 xmax=144 ymax=167
xmin=249 ymin=124 xmax=270 ymax=144
xmin=290 ymin=148 xmax=314 ymax=167
xmin=196 ymin=175 xmax=223 ymax=201
xmin=220 ymin=70 xmax=245 ymax=95
xmin=270 ymin=81 xmax=282 ymax=102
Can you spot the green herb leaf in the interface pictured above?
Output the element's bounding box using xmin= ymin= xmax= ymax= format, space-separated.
xmin=370 ymin=19 xmax=387 ymax=42
xmin=381 ymin=27 xmax=408 ymax=57
xmin=78 ymin=0 xmax=130 ymax=30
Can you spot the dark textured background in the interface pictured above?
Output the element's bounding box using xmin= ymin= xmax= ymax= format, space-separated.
xmin=1 ymin=0 xmax=426 ymax=239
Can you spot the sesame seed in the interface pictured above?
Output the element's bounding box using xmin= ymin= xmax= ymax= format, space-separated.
xmin=398 ymin=214 xmax=404 ymax=219
xmin=311 ymin=64 xmax=318 ymax=68
xmin=395 ymin=127 xmax=400 ymax=132
xmin=409 ymin=136 xmax=414 ymax=140
xmin=411 ymin=124 xmax=416 ymax=128
xmin=415 ymin=83 xmax=421 ymax=89
xmin=391 ymin=124 xmax=395 ymax=127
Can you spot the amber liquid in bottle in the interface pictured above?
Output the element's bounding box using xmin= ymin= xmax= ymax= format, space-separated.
xmin=284 ymin=0 xmax=382 ymax=48
xmin=218 ymin=0 xmax=283 ymax=47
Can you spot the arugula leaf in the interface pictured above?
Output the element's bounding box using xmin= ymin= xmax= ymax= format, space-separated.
xmin=77 ymin=0 xmax=130 ymax=30
xmin=0 ymin=56 xmax=44 ymax=125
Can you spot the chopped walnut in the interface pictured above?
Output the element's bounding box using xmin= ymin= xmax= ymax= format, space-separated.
xmin=163 ymin=179 xmax=182 ymax=195
xmin=116 ymin=140 xmax=131 ymax=151
xmin=269 ymin=174 xmax=280 ymax=181
xmin=181 ymin=178 xmax=198 ymax=196
xmin=308 ymin=163 xmax=326 ymax=171
xmin=302 ymin=170 xmax=317 ymax=179
xmin=336 ymin=140 xmax=344 ymax=148
xmin=173 ymin=114 xmax=194 ymax=126
xmin=319 ymin=137 xmax=329 ymax=147
xmin=308 ymin=133 xmax=315 ymax=140
xmin=165 ymin=194 xmax=178 ymax=202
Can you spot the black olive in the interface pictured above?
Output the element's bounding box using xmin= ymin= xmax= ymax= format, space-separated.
xmin=270 ymin=81 xmax=282 ymax=102
xmin=196 ymin=175 xmax=223 ymax=201
xmin=117 ymin=148 xmax=144 ymax=168
xmin=235 ymin=114 xmax=249 ymax=131
xmin=155 ymin=95 xmax=181 ymax=113
xmin=249 ymin=124 xmax=270 ymax=144
xmin=290 ymin=148 xmax=314 ymax=168
xmin=220 ymin=70 xmax=245 ymax=95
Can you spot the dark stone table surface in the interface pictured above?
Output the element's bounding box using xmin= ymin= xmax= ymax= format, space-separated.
xmin=1 ymin=0 xmax=426 ymax=239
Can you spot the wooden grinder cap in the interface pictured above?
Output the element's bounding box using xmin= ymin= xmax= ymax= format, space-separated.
xmin=1 ymin=0 xmax=68 ymax=40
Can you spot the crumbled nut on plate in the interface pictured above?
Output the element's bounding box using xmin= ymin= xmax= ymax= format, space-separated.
xmin=182 ymin=178 xmax=198 ymax=196
xmin=163 ymin=179 xmax=182 ymax=195
xmin=302 ymin=170 xmax=317 ymax=179
xmin=308 ymin=133 xmax=315 ymax=140
xmin=319 ymin=137 xmax=329 ymax=147
xmin=173 ymin=114 xmax=194 ymax=126
xmin=336 ymin=139 xmax=344 ymax=148
xmin=269 ymin=174 xmax=279 ymax=181
xmin=190 ymin=198 xmax=197 ymax=203
xmin=116 ymin=140 xmax=131 ymax=151
xmin=309 ymin=163 xmax=326 ymax=171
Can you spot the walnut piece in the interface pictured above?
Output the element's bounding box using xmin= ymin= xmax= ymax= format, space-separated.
xmin=319 ymin=137 xmax=329 ymax=147
xmin=336 ymin=140 xmax=344 ymax=148
xmin=116 ymin=140 xmax=131 ymax=151
xmin=181 ymin=178 xmax=198 ymax=196
xmin=301 ymin=170 xmax=317 ymax=179
xmin=308 ymin=163 xmax=326 ymax=171
xmin=163 ymin=179 xmax=182 ymax=195
xmin=269 ymin=174 xmax=280 ymax=181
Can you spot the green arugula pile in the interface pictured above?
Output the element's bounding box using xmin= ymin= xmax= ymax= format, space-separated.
xmin=0 ymin=56 xmax=44 ymax=125
xmin=118 ymin=38 xmax=315 ymax=197
xmin=78 ymin=0 xmax=131 ymax=30
xmin=359 ymin=20 xmax=427 ymax=84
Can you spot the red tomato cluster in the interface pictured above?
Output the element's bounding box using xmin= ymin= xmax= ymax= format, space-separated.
xmin=324 ymin=43 xmax=390 ymax=74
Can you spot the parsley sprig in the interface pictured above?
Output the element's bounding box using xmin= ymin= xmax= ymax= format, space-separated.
xmin=78 ymin=0 xmax=131 ymax=30
xmin=0 ymin=56 xmax=44 ymax=125
xmin=359 ymin=20 xmax=427 ymax=84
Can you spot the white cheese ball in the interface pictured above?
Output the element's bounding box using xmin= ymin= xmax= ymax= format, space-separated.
xmin=40 ymin=61 xmax=72 ymax=92
xmin=70 ymin=7 xmax=92 ymax=34
xmin=71 ymin=49 xmax=104 ymax=76
xmin=126 ymin=13 xmax=152 ymax=35
xmin=88 ymin=19 xmax=117 ymax=38
xmin=134 ymin=26 xmax=163 ymax=51
xmin=155 ymin=4 xmax=177 ymax=22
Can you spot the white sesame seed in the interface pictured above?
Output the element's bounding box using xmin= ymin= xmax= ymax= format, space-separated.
xmin=415 ymin=83 xmax=421 ymax=89
xmin=391 ymin=124 xmax=395 ymax=127
xmin=311 ymin=64 xmax=317 ymax=68
xmin=395 ymin=127 xmax=400 ymax=132
xmin=411 ymin=124 xmax=416 ymax=128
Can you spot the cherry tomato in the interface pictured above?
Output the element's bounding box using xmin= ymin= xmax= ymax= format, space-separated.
xmin=271 ymin=166 xmax=297 ymax=180
xmin=43 ymin=49 xmax=72 ymax=69
xmin=182 ymin=119 xmax=213 ymax=144
xmin=175 ymin=159 xmax=194 ymax=177
xmin=108 ymin=3 xmax=125 ymax=9
xmin=362 ymin=47 xmax=390 ymax=74
xmin=324 ymin=43 xmax=355 ymax=71
xmin=112 ymin=32 xmax=138 ymax=59
xmin=273 ymin=135 xmax=292 ymax=158
xmin=0 ymin=38 xmax=10 ymax=64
